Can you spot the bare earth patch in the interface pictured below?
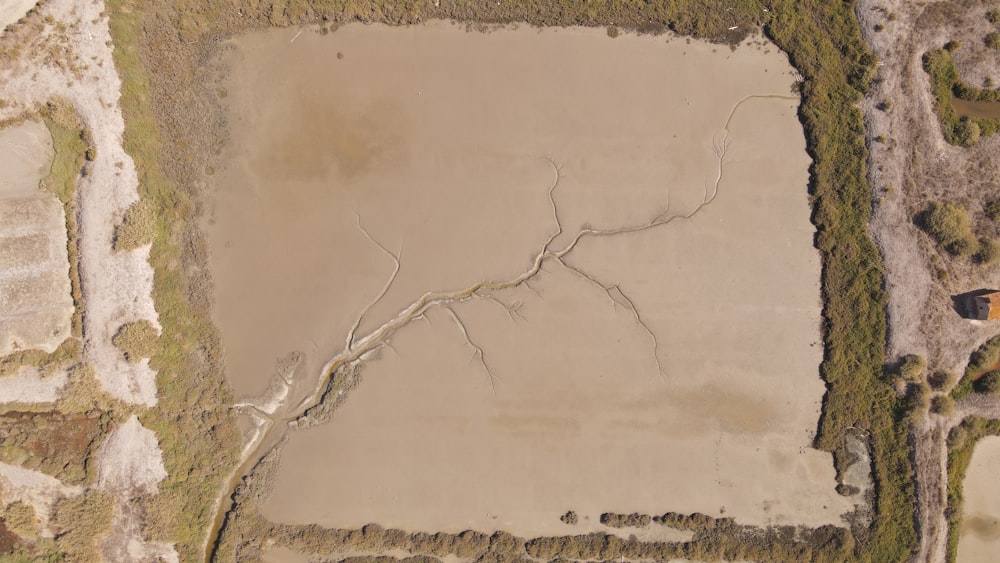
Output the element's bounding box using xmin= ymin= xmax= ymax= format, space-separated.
xmin=0 ymin=120 xmax=73 ymax=357
xmin=206 ymin=22 xmax=854 ymax=541
xmin=956 ymin=436 xmax=1000 ymax=562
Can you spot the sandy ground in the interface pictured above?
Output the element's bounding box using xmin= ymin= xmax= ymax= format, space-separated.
xmin=956 ymin=436 xmax=1000 ymax=563
xmin=0 ymin=366 xmax=67 ymax=403
xmin=0 ymin=0 xmax=169 ymax=558
xmin=0 ymin=0 xmax=36 ymax=35
xmin=207 ymin=22 xmax=854 ymax=537
xmin=0 ymin=120 xmax=73 ymax=356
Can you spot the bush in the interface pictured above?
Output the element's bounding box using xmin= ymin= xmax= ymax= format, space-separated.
xmin=111 ymin=320 xmax=159 ymax=363
xmin=976 ymin=238 xmax=1000 ymax=265
xmin=953 ymin=117 xmax=981 ymax=147
xmin=919 ymin=201 xmax=977 ymax=254
xmin=606 ymin=26 xmax=619 ymax=38
xmin=898 ymin=354 xmax=926 ymax=381
xmin=987 ymin=32 xmax=1000 ymax=50
xmin=931 ymin=395 xmax=955 ymax=416
xmin=112 ymin=199 xmax=157 ymax=252
xmin=929 ymin=370 xmax=958 ymax=391
xmin=946 ymin=235 xmax=979 ymax=257
xmin=945 ymin=40 xmax=962 ymax=52
xmin=976 ymin=371 xmax=1000 ymax=394
xmin=987 ymin=199 xmax=1000 ymax=221
xmin=904 ymin=383 xmax=932 ymax=421
xmin=559 ymin=511 xmax=578 ymax=525
xmin=990 ymin=9 xmax=1000 ymax=24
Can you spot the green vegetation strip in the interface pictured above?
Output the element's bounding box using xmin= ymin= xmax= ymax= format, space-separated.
xmin=111 ymin=0 xmax=912 ymax=560
xmin=923 ymin=46 xmax=1000 ymax=146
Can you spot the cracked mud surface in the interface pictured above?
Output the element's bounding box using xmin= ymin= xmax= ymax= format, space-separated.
xmin=206 ymin=22 xmax=852 ymax=544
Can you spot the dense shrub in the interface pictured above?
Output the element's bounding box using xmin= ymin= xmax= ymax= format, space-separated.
xmin=986 ymin=199 xmax=1000 ymax=221
xmin=987 ymin=32 xmax=1000 ymax=49
xmin=976 ymin=370 xmax=1000 ymax=394
xmin=898 ymin=354 xmax=926 ymax=381
xmin=919 ymin=201 xmax=978 ymax=255
xmin=976 ymin=238 xmax=1000 ymax=265
xmin=931 ymin=395 xmax=955 ymax=416
xmin=929 ymin=370 xmax=958 ymax=391
xmin=111 ymin=320 xmax=159 ymax=362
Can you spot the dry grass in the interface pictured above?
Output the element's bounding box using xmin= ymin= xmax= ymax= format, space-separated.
xmin=112 ymin=199 xmax=156 ymax=252
xmin=0 ymin=502 xmax=38 ymax=539
xmin=111 ymin=320 xmax=158 ymax=363
xmin=50 ymin=490 xmax=114 ymax=561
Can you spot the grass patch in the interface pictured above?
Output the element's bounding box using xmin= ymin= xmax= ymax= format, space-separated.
xmin=50 ymin=490 xmax=115 ymax=561
xmin=0 ymin=503 xmax=37 ymax=540
xmin=111 ymin=320 xmax=158 ymax=363
xmin=112 ymin=199 xmax=157 ymax=252
xmin=923 ymin=47 xmax=1000 ymax=146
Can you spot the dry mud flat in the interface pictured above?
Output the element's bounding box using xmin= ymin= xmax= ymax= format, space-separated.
xmin=207 ymin=22 xmax=854 ymax=540
xmin=0 ymin=120 xmax=73 ymax=356
xmin=956 ymin=437 xmax=1000 ymax=562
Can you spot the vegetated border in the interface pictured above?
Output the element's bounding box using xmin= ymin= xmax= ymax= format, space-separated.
xmin=923 ymin=45 xmax=1000 ymax=146
xmin=109 ymin=0 xmax=911 ymax=560
xmin=943 ymin=417 xmax=1000 ymax=562
xmin=105 ymin=2 xmax=241 ymax=561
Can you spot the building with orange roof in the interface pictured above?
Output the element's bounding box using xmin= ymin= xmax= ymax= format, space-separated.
xmin=973 ymin=291 xmax=1000 ymax=320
